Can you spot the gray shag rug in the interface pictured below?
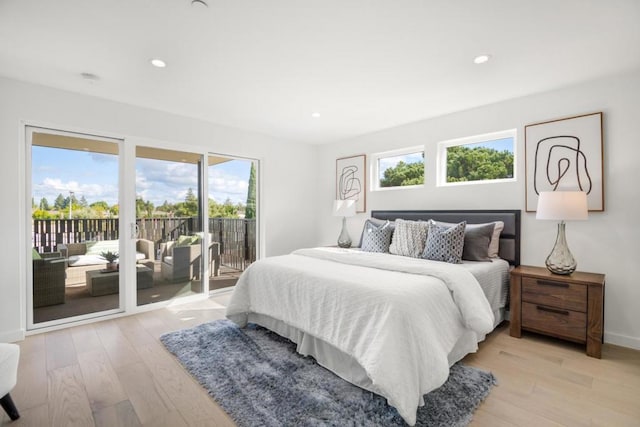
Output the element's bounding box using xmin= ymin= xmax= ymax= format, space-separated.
xmin=160 ymin=319 xmax=496 ymax=427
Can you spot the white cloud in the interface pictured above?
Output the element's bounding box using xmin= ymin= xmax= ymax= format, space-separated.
xmin=34 ymin=177 xmax=118 ymax=205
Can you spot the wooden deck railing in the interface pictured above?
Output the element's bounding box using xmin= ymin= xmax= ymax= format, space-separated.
xmin=32 ymin=217 xmax=256 ymax=271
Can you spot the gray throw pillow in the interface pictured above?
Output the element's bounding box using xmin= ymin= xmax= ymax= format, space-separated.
xmin=460 ymin=223 xmax=495 ymax=261
xmin=422 ymin=220 xmax=466 ymax=264
xmin=360 ymin=221 xmax=393 ymax=253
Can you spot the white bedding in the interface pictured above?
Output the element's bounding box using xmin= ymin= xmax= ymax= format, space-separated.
xmin=226 ymin=247 xmax=495 ymax=425
xmin=460 ymin=258 xmax=510 ymax=327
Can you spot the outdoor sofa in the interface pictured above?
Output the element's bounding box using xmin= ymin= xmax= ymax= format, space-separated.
xmin=59 ymin=239 xmax=154 ymax=285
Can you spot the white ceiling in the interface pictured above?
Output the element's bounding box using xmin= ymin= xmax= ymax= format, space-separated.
xmin=1 ymin=1 xmax=639 ymax=144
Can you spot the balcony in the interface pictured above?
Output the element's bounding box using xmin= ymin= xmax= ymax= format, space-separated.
xmin=31 ymin=217 xmax=255 ymax=324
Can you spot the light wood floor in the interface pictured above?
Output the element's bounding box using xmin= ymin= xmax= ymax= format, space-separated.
xmin=2 ymin=292 xmax=639 ymax=426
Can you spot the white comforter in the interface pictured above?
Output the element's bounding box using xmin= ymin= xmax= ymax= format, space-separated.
xmin=226 ymin=247 xmax=494 ymax=425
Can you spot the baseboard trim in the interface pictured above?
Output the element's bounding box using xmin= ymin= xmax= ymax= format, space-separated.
xmin=0 ymin=329 xmax=25 ymax=343
xmin=605 ymin=331 xmax=640 ymax=350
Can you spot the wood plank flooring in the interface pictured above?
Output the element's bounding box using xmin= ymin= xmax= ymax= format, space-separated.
xmin=2 ymin=291 xmax=639 ymax=426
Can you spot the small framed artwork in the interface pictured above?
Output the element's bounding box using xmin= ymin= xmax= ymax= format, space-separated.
xmin=336 ymin=154 xmax=366 ymax=213
xmin=525 ymin=112 xmax=604 ymax=212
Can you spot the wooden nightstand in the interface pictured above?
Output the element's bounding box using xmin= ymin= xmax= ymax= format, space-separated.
xmin=510 ymin=265 xmax=605 ymax=358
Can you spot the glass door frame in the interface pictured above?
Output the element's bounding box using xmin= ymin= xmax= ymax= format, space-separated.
xmin=23 ymin=124 xmax=263 ymax=332
xmin=25 ymin=125 xmax=127 ymax=330
xmin=206 ymin=152 xmax=261 ymax=292
xmin=132 ymin=143 xmax=209 ymax=307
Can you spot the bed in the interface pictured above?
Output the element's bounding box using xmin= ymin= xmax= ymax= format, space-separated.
xmin=226 ymin=210 xmax=520 ymax=425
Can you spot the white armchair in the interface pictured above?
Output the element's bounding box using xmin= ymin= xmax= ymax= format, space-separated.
xmin=0 ymin=343 xmax=20 ymax=420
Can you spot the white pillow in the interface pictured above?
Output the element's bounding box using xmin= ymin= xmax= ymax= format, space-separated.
xmin=389 ymin=219 xmax=429 ymax=258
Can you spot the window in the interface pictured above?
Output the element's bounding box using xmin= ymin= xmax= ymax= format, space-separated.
xmin=372 ymin=146 xmax=425 ymax=190
xmin=437 ymin=130 xmax=516 ymax=186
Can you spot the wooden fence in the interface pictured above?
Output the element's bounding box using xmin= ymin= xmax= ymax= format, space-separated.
xmin=32 ymin=217 xmax=256 ymax=271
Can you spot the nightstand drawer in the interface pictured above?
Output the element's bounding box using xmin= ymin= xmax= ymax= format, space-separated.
xmin=522 ymin=276 xmax=587 ymax=312
xmin=521 ymin=302 xmax=586 ymax=342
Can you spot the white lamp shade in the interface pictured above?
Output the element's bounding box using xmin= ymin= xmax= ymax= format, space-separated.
xmin=332 ymin=199 xmax=356 ymax=217
xmin=536 ymin=191 xmax=588 ymax=220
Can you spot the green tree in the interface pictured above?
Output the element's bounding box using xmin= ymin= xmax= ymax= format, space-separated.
xmin=446 ymin=146 xmax=513 ymax=183
xmin=89 ymin=200 xmax=110 ymax=218
xmin=245 ymin=163 xmax=256 ymax=219
xmin=68 ymin=193 xmax=78 ymax=207
xmin=209 ymin=197 xmax=242 ymax=218
xmin=184 ymin=188 xmax=198 ymax=214
xmin=90 ymin=201 xmax=109 ymax=210
xmin=380 ymin=161 xmax=424 ymax=187
xmin=135 ymin=197 xmax=145 ymax=217
xmin=156 ymin=200 xmax=173 ymax=214
xmin=32 ymin=209 xmax=57 ymax=219
xmin=174 ymin=189 xmax=199 ymax=217
xmin=39 ymin=197 xmax=50 ymax=210
xmin=54 ymin=193 xmax=66 ymax=210
xmin=79 ymin=195 xmax=89 ymax=207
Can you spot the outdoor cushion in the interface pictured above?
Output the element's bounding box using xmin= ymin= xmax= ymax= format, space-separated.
xmin=68 ymin=252 xmax=146 ymax=266
xmin=85 ymin=240 xmax=119 ymax=256
xmin=68 ymin=254 xmax=108 ymax=267
xmin=176 ymin=235 xmax=196 ymax=247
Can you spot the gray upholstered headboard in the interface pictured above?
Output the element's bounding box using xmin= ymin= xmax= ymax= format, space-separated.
xmin=371 ymin=210 xmax=521 ymax=266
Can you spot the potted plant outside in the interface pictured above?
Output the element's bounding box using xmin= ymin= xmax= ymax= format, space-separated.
xmin=100 ymin=251 xmax=119 ymax=271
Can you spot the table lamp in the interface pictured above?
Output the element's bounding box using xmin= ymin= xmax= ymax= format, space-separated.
xmin=332 ymin=199 xmax=356 ymax=248
xmin=536 ymin=191 xmax=588 ymax=275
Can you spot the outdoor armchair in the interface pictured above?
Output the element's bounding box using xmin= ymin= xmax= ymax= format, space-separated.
xmin=161 ymin=240 xmax=220 ymax=282
xmin=33 ymin=252 xmax=66 ymax=307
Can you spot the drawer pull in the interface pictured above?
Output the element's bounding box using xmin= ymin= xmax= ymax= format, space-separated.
xmin=536 ymin=305 xmax=569 ymax=316
xmin=536 ymin=279 xmax=569 ymax=288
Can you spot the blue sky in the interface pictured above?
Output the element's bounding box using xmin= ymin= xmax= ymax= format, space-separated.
xmin=465 ymin=137 xmax=514 ymax=153
xmin=32 ymin=146 xmax=252 ymax=207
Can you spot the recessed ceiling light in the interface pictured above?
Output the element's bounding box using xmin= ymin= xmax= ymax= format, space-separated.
xmin=473 ymin=54 xmax=491 ymax=64
xmin=150 ymin=58 xmax=167 ymax=68
xmin=311 ymin=112 xmax=321 ymax=118
xmin=191 ymin=0 xmax=208 ymax=7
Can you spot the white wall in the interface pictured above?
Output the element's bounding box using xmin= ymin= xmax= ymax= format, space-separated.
xmin=316 ymin=70 xmax=640 ymax=349
xmin=0 ymin=77 xmax=319 ymax=342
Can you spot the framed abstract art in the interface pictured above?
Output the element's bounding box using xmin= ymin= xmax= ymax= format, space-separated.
xmin=525 ymin=112 xmax=604 ymax=212
xmin=336 ymin=154 xmax=366 ymax=213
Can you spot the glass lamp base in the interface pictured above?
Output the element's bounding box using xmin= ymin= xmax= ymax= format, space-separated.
xmin=545 ymin=221 xmax=577 ymax=275
xmin=337 ymin=216 xmax=352 ymax=248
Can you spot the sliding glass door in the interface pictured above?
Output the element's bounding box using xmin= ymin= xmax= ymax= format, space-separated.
xmin=135 ymin=146 xmax=205 ymax=306
xmin=28 ymin=127 xmax=123 ymax=327
xmin=207 ymin=154 xmax=258 ymax=290
xmin=27 ymin=126 xmax=259 ymax=329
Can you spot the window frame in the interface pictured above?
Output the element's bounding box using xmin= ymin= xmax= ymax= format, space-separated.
xmin=371 ymin=145 xmax=426 ymax=191
xmin=436 ymin=129 xmax=517 ymax=187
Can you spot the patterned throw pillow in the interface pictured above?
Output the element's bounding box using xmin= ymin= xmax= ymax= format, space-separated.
xmin=361 ymin=221 xmax=393 ymax=253
xmin=358 ymin=218 xmax=395 ymax=247
xmin=433 ymin=221 xmax=495 ymax=261
xmin=389 ymin=219 xmax=429 ymax=258
xmin=422 ymin=220 xmax=466 ymax=263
